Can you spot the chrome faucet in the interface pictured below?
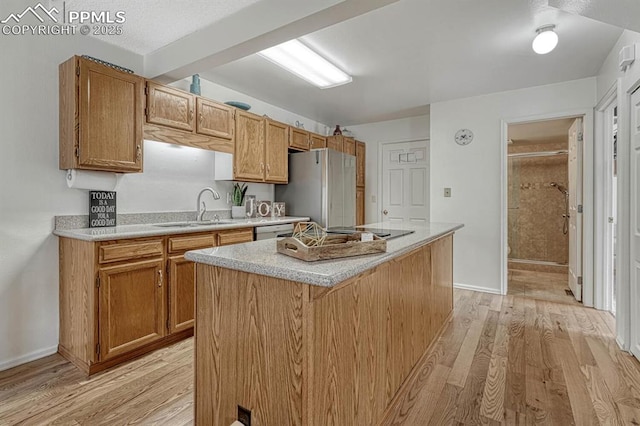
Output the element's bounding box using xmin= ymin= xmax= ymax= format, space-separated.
xmin=196 ymin=187 xmax=221 ymax=221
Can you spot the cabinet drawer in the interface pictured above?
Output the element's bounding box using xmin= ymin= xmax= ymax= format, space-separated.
xmin=217 ymin=228 xmax=254 ymax=246
xmin=168 ymin=233 xmax=216 ymax=254
xmin=99 ymin=240 xmax=163 ymax=264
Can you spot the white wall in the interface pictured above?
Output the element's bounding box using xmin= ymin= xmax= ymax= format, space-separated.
xmin=430 ymin=78 xmax=597 ymax=293
xmin=0 ymin=2 xmax=144 ymax=370
xmin=348 ymin=115 xmax=430 ymax=223
xmin=596 ymin=30 xmax=640 ymax=102
xmin=0 ymin=6 xmax=328 ymax=369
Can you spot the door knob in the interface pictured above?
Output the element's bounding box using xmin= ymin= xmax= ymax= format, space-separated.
xmin=383 ymin=209 xmax=388 ymax=215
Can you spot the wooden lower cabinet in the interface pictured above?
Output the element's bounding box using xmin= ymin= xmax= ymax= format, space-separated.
xmin=168 ymin=256 xmax=196 ymax=334
xmin=59 ymin=226 xmax=255 ymax=374
xmin=99 ymin=259 xmax=166 ymax=361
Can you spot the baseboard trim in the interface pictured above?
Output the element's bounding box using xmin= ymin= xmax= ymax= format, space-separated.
xmin=0 ymin=345 xmax=59 ymax=372
xmin=453 ymin=282 xmax=502 ymax=295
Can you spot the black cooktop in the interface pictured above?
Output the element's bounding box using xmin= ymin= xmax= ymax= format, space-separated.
xmin=327 ymin=227 xmax=415 ymax=240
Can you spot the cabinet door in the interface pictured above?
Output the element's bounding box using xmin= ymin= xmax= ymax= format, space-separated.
xmin=327 ymin=135 xmax=343 ymax=152
xmin=265 ymin=119 xmax=289 ymax=183
xmin=356 ymin=187 xmax=365 ymax=226
xmin=98 ymin=259 xmax=165 ymax=361
xmin=234 ymin=111 xmax=265 ymax=182
xmin=310 ymin=133 xmax=327 ymax=149
xmin=289 ymin=128 xmax=310 ymax=151
xmin=356 ymin=141 xmax=366 ymax=187
xmin=168 ymin=256 xmax=195 ymax=334
xmin=343 ymin=137 xmax=356 ymax=156
xmin=78 ymin=58 xmax=144 ymax=172
xmin=146 ymin=82 xmax=195 ymax=132
xmin=197 ymin=98 xmax=234 ymax=140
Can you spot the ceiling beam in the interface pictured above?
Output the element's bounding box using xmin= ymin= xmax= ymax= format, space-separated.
xmin=145 ymin=0 xmax=400 ymax=82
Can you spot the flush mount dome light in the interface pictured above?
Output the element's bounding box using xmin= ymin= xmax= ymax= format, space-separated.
xmin=532 ymin=25 xmax=558 ymax=54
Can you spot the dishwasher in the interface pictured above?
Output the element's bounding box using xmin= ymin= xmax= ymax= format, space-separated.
xmin=254 ymin=223 xmax=294 ymax=240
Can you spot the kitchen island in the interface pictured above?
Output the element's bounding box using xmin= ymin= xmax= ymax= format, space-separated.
xmin=186 ymin=222 xmax=463 ymax=425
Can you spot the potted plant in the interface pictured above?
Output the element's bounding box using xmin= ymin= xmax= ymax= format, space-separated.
xmin=231 ymin=183 xmax=248 ymax=219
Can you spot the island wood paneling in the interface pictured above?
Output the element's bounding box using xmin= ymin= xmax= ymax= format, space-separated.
xmin=194 ymin=233 xmax=455 ymax=425
xmin=195 ymin=266 xmax=306 ymax=425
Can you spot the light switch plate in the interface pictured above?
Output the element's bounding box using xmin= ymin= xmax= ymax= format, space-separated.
xmin=444 ymin=188 xmax=451 ymax=197
xmin=371 ymin=195 xmax=376 ymax=203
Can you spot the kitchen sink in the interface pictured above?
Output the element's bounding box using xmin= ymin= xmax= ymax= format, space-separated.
xmin=153 ymin=220 xmax=234 ymax=228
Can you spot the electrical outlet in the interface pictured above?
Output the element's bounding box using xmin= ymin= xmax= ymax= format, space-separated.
xmin=238 ymin=405 xmax=251 ymax=426
xmin=444 ymin=188 xmax=451 ymax=197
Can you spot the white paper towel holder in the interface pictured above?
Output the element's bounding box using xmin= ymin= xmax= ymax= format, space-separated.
xmin=66 ymin=169 xmax=123 ymax=191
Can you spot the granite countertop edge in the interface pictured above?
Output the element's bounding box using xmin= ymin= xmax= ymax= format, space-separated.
xmin=53 ymin=216 xmax=310 ymax=241
xmin=185 ymin=223 xmax=464 ymax=287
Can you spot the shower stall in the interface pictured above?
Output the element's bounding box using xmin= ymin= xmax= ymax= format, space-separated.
xmin=508 ymin=149 xmax=569 ymax=269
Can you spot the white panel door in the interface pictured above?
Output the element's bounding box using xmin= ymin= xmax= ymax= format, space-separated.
xmin=381 ymin=140 xmax=429 ymax=224
xmin=569 ymin=118 xmax=583 ymax=301
xmin=629 ymin=87 xmax=640 ymax=360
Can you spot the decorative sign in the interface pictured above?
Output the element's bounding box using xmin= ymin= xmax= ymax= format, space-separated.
xmin=257 ymin=200 xmax=272 ymax=217
xmin=272 ymin=202 xmax=286 ymax=218
xmin=89 ymin=191 xmax=116 ymax=228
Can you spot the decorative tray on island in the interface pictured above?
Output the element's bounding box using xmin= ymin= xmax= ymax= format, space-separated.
xmin=276 ymin=222 xmax=387 ymax=262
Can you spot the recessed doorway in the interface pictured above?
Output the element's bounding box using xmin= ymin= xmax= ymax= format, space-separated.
xmin=506 ymin=117 xmax=583 ymax=305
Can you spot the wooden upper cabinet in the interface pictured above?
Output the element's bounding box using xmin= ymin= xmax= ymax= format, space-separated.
xmin=197 ymin=98 xmax=234 ymax=140
xmin=265 ymin=119 xmax=289 ymax=183
xmin=310 ymin=133 xmax=327 ymax=149
xmin=289 ymin=128 xmax=310 ymax=151
xmin=327 ymin=135 xmax=343 ymax=152
xmin=356 ymin=140 xmax=366 ymax=187
xmin=343 ymin=137 xmax=356 ymax=156
xmin=98 ymin=259 xmax=166 ymax=361
xmin=59 ymin=56 xmax=144 ymax=172
xmin=234 ymin=111 xmax=265 ymax=182
xmin=146 ymin=82 xmax=195 ymax=132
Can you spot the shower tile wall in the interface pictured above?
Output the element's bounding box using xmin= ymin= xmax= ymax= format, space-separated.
xmin=508 ymin=141 xmax=569 ymax=264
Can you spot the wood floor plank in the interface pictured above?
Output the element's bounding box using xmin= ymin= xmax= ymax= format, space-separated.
xmin=479 ymin=355 xmax=507 ymax=422
xmin=447 ymin=306 xmax=489 ymax=387
xmin=3 ymin=288 xmax=640 ymax=426
xmin=583 ymin=364 xmax=625 ymax=426
xmin=554 ymin=338 xmax=600 ymax=425
xmin=454 ymin=310 xmax=498 ymax=424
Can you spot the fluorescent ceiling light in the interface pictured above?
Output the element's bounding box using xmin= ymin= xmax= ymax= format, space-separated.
xmin=532 ymin=25 xmax=558 ymax=55
xmin=258 ymin=39 xmax=352 ymax=89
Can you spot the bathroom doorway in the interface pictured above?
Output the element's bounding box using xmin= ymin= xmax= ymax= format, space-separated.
xmin=506 ymin=117 xmax=583 ymax=305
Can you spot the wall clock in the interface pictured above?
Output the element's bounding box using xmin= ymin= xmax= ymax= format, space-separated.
xmin=455 ymin=129 xmax=474 ymax=145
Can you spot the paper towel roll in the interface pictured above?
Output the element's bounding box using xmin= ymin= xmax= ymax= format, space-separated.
xmin=230 ymin=422 xmax=244 ymax=426
xmin=66 ymin=169 xmax=122 ymax=191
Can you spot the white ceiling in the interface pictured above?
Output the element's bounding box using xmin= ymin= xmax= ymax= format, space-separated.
xmin=201 ymin=0 xmax=624 ymax=124
xmin=56 ymin=0 xmax=262 ymax=55
xmin=57 ymin=0 xmax=629 ymax=126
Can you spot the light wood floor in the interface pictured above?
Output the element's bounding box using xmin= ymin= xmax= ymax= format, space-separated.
xmin=2 ymin=289 xmax=639 ymax=425
xmin=508 ymin=269 xmax=581 ymax=306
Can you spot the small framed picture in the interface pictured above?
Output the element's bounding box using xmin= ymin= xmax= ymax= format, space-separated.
xmin=272 ymin=202 xmax=285 ymax=218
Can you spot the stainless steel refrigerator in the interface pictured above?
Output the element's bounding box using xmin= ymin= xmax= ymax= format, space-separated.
xmin=275 ymin=148 xmax=356 ymax=228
